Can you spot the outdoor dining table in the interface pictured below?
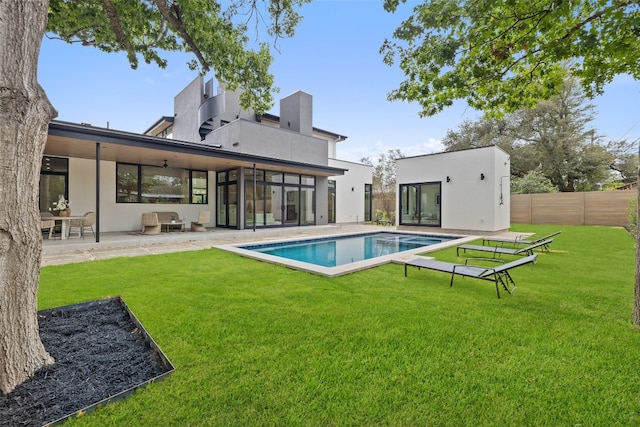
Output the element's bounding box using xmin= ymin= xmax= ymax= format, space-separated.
xmin=52 ymin=215 xmax=85 ymax=240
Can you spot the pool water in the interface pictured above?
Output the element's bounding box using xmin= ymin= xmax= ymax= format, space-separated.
xmin=240 ymin=232 xmax=459 ymax=267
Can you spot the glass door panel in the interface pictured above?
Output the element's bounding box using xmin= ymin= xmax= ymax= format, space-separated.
xmin=217 ymin=185 xmax=226 ymax=226
xmin=284 ymin=186 xmax=299 ymax=225
xmin=228 ymin=184 xmax=237 ymax=227
xmin=300 ymin=188 xmax=315 ymax=225
xmin=400 ymin=184 xmax=419 ymax=224
xmin=39 ymin=175 xmax=66 ymax=213
xmin=265 ymin=185 xmax=281 ymax=226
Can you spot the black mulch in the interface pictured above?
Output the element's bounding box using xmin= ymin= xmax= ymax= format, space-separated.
xmin=0 ymin=297 xmax=173 ymax=427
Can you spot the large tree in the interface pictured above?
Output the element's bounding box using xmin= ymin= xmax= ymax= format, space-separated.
xmin=0 ymin=0 xmax=307 ymax=395
xmin=361 ymin=149 xmax=405 ymax=217
xmin=442 ymin=77 xmax=613 ymax=191
xmin=382 ymin=0 xmax=640 ymax=323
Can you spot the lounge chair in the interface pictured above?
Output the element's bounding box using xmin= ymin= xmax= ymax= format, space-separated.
xmin=456 ymin=239 xmax=554 ymax=258
xmin=141 ymin=212 xmax=161 ymax=235
xmin=482 ymin=231 xmax=562 ymax=246
xmin=404 ymin=254 xmax=538 ymax=298
xmin=68 ymin=211 xmax=96 ymax=239
xmin=191 ymin=211 xmax=210 ymax=232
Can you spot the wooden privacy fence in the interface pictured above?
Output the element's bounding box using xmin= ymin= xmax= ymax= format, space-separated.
xmin=511 ymin=190 xmax=636 ymax=226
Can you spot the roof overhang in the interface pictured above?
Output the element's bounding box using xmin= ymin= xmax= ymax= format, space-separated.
xmin=143 ymin=116 xmax=174 ymax=136
xmin=47 ymin=121 xmax=346 ymax=177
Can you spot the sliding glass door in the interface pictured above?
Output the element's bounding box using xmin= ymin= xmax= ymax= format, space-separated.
xmin=399 ymin=182 xmax=441 ymax=226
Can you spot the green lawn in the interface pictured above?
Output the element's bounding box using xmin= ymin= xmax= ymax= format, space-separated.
xmin=40 ymin=224 xmax=639 ymax=426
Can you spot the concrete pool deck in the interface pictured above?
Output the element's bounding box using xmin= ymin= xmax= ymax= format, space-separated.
xmin=41 ymin=224 xmax=528 ymax=269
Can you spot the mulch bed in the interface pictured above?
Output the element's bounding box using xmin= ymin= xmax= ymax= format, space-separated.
xmin=0 ymin=297 xmax=174 ymax=427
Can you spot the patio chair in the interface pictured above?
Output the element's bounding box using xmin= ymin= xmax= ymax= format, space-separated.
xmin=456 ymin=239 xmax=554 ymax=258
xmin=404 ymin=254 xmax=538 ymax=298
xmin=69 ymin=212 xmax=96 ymax=239
xmin=482 ymin=230 xmax=562 ymax=247
xmin=191 ymin=211 xmax=210 ymax=232
xmin=41 ymin=218 xmax=56 ymax=239
xmin=141 ymin=212 xmax=161 ymax=235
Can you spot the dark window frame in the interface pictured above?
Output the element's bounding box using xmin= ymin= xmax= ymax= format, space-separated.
xmin=116 ymin=162 xmax=208 ymax=204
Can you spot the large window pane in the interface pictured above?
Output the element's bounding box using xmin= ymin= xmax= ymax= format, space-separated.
xmin=141 ymin=166 xmax=189 ymax=204
xmin=191 ymin=171 xmax=207 ymax=204
xmin=266 ymin=185 xmax=281 ymax=225
xmin=39 ymin=176 xmax=67 ymax=212
xmin=419 ymin=183 xmax=441 ymax=226
xmin=116 ymin=163 xmax=139 ymax=203
xmin=284 ymin=174 xmax=299 ymax=185
xmin=301 ymin=188 xmax=315 ymax=225
xmin=400 ymin=184 xmax=419 ymax=224
xmin=265 ymin=171 xmax=282 ymax=183
xmin=118 ymin=163 xmax=208 ymax=204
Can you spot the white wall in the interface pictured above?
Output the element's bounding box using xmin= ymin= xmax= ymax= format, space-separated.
xmin=328 ymin=159 xmax=372 ymax=224
xmin=396 ymin=146 xmax=510 ymax=232
xmin=68 ymin=158 xmax=214 ymax=232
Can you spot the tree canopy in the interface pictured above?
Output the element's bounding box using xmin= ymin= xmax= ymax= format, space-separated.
xmin=381 ymin=0 xmax=640 ymax=117
xmin=46 ymin=0 xmax=310 ymax=114
xmin=361 ymin=149 xmax=405 ymax=216
xmin=441 ymin=77 xmax=628 ymax=191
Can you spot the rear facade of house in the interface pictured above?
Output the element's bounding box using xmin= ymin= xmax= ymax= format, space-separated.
xmin=42 ymin=76 xmax=373 ymax=235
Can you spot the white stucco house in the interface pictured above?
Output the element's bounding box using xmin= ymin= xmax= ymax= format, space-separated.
xmin=396 ymin=146 xmax=511 ymax=233
xmin=42 ymin=76 xmax=373 ymax=239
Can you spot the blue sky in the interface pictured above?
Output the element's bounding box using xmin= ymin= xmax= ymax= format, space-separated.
xmin=38 ymin=0 xmax=640 ymax=163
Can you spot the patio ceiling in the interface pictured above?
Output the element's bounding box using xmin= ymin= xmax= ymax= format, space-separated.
xmin=46 ymin=121 xmax=346 ymax=177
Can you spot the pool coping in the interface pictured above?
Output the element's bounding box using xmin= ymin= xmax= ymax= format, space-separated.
xmin=216 ymin=230 xmax=478 ymax=277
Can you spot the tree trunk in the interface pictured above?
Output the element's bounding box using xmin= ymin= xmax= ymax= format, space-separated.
xmin=0 ymin=0 xmax=57 ymax=394
xmin=633 ymin=144 xmax=640 ymax=325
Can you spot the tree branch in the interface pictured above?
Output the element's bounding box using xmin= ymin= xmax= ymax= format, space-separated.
xmin=101 ymin=0 xmax=137 ymax=66
xmin=151 ymin=0 xmax=210 ymax=72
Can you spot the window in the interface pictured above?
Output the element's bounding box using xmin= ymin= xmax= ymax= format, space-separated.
xmin=217 ymin=169 xmax=238 ymax=228
xmin=157 ymin=125 xmax=173 ymax=138
xmin=328 ymin=180 xmax=336 ymax=223
xmin=116 ymin=163 xmax=208 ymax=204
xmin=191 ymin=171 xmax=208 ymax=204
xmin=244 ymin=168 xmax=316 ymax=228
xmin=40 ymin=157 xmax=68 ymax=212
xmin=364 ymin=183 xmax=372 ymax=222
xmin=399 ymin=182 xmax=441 ymax=227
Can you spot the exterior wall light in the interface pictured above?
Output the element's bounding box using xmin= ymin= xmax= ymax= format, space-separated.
xmin=480 ymin=173 xmax=485 ymax=180
xmin=446 ymin=176 xmax=451 ymax=182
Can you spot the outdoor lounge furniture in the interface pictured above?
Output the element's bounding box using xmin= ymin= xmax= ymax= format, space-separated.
xmin=68 ymin=211 xmax=96 ymax=239
xmin=456 ymin=239 xmax=554 ymax=258
xmin=141 ymin=213 xmax=161 ymax=235
xmin=404 ymin=254 xmax=538 ymax=298
xmin=41 ymin=218 xmax=56 ymax=239
xmin=191 ymin=211 xmax=210 ymax=232
xmin=153 ymin=211 xmax=184 ymax=232
xmin=482 ymin=231 xmax=562 ymax=247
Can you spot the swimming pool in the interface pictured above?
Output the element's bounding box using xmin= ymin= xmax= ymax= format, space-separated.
xmin=220 ymin=231 xmax=470 ymax=277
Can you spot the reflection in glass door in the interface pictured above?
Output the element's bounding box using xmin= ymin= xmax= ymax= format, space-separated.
xmin=400 ymin=184 xmax=419 ymax=224
xmin=328 ymin=180 xmax=336 ymax=223
xmin=284 ymin=187 xmax=299 ymax=225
